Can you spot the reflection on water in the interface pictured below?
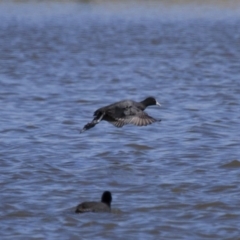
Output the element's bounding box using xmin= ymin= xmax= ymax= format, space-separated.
xmin=0 ymin=1 xmax=240 ymax=239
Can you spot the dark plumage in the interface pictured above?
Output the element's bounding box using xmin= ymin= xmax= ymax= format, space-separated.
xmin=75 ymin=191 xmax=112 ymax=213
xmin=80 ymin=96 xmax=161 ymax=133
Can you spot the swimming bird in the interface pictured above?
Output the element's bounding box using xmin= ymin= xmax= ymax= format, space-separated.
xmin=75 ymin=191 xmax=112 ymax=213
xmin=80 ymin=96 xmax=161 ymax=133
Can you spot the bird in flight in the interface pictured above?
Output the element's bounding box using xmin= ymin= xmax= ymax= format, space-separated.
xmin=80 ymin=96 xmax=161 ymax=133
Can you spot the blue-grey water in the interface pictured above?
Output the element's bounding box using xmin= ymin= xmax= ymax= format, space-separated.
xmin=0 ymin=1 xmax=240 ymax=239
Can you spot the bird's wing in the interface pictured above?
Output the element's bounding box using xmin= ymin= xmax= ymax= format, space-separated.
xmin=75 ymin=202 xmax=110 ymax=213
xmin=127 ymin=112 xmax=158 ymax=126
xmin=123 ymin=107 xmax=158 ymax=126
xmin=108 ymin=105 xmax=158 ymax=127
xmin=102 ymin=104 xmax=131 ymax=128
xmin=75 ymin=202 xmax=94 ymax=213
xmin=109 ymin=119 xmax=125 ymax=128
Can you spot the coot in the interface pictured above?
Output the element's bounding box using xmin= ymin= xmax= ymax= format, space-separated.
xmin=75 ymin=191 xmax=112 ymax=213
xmin=80 ymin=96 xmax=161 ymax=133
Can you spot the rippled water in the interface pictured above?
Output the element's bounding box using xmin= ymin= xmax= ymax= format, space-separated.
xmin=1 ymin=1 xmax=240 ymax=239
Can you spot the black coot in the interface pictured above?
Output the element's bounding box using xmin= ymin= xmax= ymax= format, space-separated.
xmin=75 ymin=191 xmax=112 ymax=213
xmin=80 ymin=96 xmax=161 ymax=133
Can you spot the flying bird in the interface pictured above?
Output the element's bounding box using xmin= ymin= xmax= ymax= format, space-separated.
xmin=80 ymin=96 xmax=161 ymax=133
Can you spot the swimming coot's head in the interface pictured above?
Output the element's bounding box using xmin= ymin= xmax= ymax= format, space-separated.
xmin=101 ymin=191 xmax=112 ymax=207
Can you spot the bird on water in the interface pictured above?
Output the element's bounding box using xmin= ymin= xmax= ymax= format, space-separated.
xmin=80 ymin=96 xmax=161 ymax=133
xmin=75 ymin=191 xmax=112 ymax=213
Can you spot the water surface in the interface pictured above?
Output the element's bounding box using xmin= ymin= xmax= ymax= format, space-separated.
xmin=0 ymin=1 xmax=240 ymax=239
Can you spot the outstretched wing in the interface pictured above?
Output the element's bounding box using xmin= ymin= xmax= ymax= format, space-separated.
xmin=126 ymin=112 xmax=158 ymax=126
xmin=107 ymin=105 xmax=159 ymax=127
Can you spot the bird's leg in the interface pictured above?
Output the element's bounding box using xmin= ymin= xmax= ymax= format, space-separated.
xmin=80 ymin=113 xmax=105 ymax=133
xmin=96 ymin=112 xmax=105 ymax=123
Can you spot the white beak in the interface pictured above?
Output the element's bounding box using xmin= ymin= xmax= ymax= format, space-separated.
xmin=156 ymin=101 xmax=161 ymax=107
